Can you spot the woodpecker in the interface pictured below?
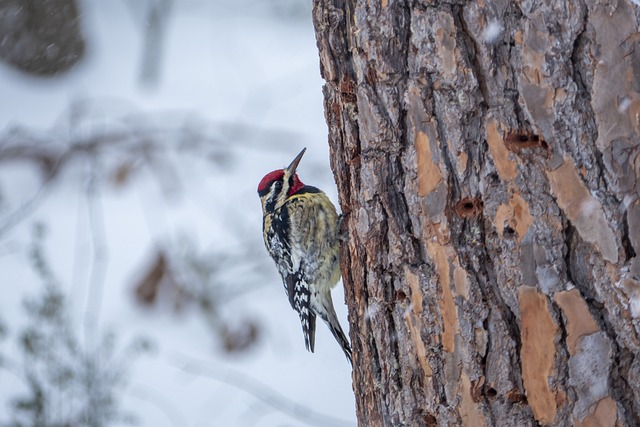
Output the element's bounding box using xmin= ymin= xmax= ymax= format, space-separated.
xmin=257 ymin=148 xmax=352 ymax=364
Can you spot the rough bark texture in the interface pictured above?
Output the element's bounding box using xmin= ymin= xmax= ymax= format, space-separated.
xmin=312 ymin=0 xmax=640 ymax=426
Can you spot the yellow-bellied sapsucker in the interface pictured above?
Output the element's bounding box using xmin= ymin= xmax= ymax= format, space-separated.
xmin=257 ymin=148 xmax=352 ymax=364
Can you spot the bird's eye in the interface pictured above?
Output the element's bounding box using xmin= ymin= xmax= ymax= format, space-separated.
xmin=274 ymin=181 xmax=282 ymax=189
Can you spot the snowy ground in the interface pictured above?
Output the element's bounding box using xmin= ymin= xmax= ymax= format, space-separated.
xmin=0 ymin=1 xmax=355 ymax=426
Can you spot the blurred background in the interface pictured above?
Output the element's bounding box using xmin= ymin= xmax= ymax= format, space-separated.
xmin=0 ymin=1 xmax=355 ymax=426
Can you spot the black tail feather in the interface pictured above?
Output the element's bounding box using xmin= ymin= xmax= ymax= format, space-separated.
xmin=328 ymin=321 xmax=353 ymax=365
xmin=301 ymin=311 xmax=317 ymax=353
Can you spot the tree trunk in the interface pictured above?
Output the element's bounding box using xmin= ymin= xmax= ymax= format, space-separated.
xmin=312 ymin=0 xmax=640 ymax=426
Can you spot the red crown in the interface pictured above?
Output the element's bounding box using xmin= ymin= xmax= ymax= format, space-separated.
xmin=258 ymin=170 xmax=285 ymax=193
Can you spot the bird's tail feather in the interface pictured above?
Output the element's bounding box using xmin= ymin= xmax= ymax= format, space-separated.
xmin=301 ymin=311 xmax=316 ymax=353
xmin=315 ymin=292 xmax=353 ymax=365
xmin=326 ymin=317 xmax=353 ymax=365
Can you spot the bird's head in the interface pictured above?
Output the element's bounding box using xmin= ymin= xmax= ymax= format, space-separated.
xmin=258 ymin=148 xmax=306 ymax=214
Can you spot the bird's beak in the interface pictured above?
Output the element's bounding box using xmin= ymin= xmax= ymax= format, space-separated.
xmin=286 ymin=147 xmax=306 ymax=174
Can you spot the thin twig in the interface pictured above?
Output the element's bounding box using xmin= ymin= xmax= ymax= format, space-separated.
xmin=83 ymin=155 xmax=109 ymax=349
xmin=168 ymin=352 xmax=355 ymax=427
xmin=126 ymin=382 xmax=188 ymax=427
xmin=0 ymin=150 xmax=70 ymax=238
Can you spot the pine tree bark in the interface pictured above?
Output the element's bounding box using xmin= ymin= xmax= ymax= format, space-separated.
xmin=312 ymin=0 xmax=640 ymax=426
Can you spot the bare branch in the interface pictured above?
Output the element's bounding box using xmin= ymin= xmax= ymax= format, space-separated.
xmin=126 ymin=382 xmax=187 ymax=427
xmin=82 ymin=155 xmax=109 ymax=348
xmin=168 ymin=352 xmax=355 ymax=427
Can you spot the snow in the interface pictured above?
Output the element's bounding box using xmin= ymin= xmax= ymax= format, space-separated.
xmin=364 ymin=301 xmax=382 ymax=322
xmin=618 ymin=96 xmax=632 ymax=113
xmin=631 ymin=294 xmax=640 ymax=318
xmin=0 ymin=1 xmax=355 ymax=426
xmin=482 ymin=20 xmax=502 ymax=44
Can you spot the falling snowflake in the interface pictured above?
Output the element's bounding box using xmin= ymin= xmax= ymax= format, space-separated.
xmin=631 ymin=294 xmax=640 ymax=318
xmin=618 ymin=96 xmax=632 ymax=113
xmin=483 ymin=20 xmax=502 ymax=44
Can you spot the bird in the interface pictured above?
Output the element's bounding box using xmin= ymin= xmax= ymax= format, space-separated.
xmin=257 ymin=148 xmax=352 ymax=364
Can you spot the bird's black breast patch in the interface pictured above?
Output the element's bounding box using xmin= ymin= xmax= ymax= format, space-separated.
xmin=271 ymin=204 xmax=290 ymax=247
